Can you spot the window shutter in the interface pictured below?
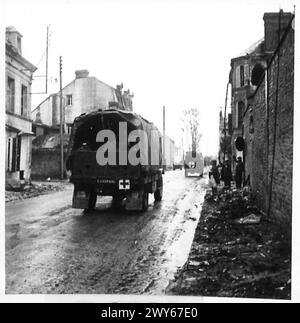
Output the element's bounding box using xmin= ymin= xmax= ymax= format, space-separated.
xmin=12 ymin=137 xmax=17 ymax=172
xmin=236 ymin=66 xmax=240 ymax=88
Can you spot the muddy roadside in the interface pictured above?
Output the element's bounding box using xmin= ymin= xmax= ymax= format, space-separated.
xmin=5 ymin=181 xmax=70 ymax=204
xmin=166 ymin=187 xmax=291 ymax=300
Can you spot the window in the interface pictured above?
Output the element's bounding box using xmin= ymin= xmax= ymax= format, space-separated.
xmin=251 ymin=63 xmax=265 ymax=86
xmin=17 ymin=36 xmax=22 ymax=53
xmin=67 ymin=124 xmax=72 ymax=134
xmin=228 ymin=113 xmax=233 ymax=135
xmin=237 ymin=101 xmax=245 ymax=128
xmin=66 ymin=94 xmax=73 ymax=106
xmin=240 ymin=65 xmax=245 ymax=87
xmin=21 ymin=85 xmax=27 ymax=116
xmin=7 ymin=136 xmax=21 ymax=172
xmin=6 ymin=77 xmax=15 ymax=113
xmin=7 ymin=138 xmax=12 ymax=171
xmin=249 ymin=115 xmax=254 ymax=134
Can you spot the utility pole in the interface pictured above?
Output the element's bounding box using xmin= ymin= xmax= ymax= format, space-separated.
xmin=223 ymin=82 xmax=229 ymax=162
xmin=163 ymin=106 xmax=166 ymax=171
xmin=45 ymin=25 xmax=49 ymax=94
xmin=181 ymin=129 xmax=185 ymax=164
xmin=31 ymin=25 xmax=50 ymax=95
xmin=59 ymin=56 xmax=64 ymax=180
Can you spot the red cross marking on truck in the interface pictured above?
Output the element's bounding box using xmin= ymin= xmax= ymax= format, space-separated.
xmin=119 ymin=179 xmax=130 ymax=190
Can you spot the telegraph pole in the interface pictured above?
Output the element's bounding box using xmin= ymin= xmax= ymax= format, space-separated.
xmin=163 ymin=106 xmax=166 ymax=171
xmin=59 ymin=56 xmax=64 ymax=180
xmin=45 ymin=25 xmax=49 ymax=93
xmin=223 ymin=82 xmax=229 ymax=162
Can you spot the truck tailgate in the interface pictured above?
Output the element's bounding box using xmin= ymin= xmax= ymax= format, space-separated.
xmin=71 ymin=151 xmax=141 ymax=180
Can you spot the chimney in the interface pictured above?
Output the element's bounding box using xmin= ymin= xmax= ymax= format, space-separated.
xmin=6 ymin=26 xmax=22 ymax=55
xmin=75 ymin=70 xmax=89 ymax=79
xmin=263 ymin=10 xmax=293 ymax=52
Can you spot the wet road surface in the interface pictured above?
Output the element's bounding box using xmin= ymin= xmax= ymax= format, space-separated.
xmin=6 ymin=170 xmax=207 ymax=294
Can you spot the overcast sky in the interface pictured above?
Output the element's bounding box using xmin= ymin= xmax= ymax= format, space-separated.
xmin=3 ymin=0 xmax=295 ymax=156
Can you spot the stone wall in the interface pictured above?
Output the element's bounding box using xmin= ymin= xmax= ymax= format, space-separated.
xmin=31 ymin=148 xmax=67 ymax=180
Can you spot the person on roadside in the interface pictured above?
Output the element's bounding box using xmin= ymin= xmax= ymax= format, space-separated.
xmin=221 ymin=159 xmax=232 ymax=188
xmin=234 ymin=156 xmax=245 ymax=189
xmin=209 ymin=160 xmax=220 ymax=184
xmin=209 ymin=160 xmax=220 ymax=196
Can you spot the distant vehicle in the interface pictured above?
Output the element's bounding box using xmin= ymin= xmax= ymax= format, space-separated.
xmin=66 ymin=109 xmax=163 ymax=212
xmin=163 ymin=135 xmax=175 ymax=170
xmin=173 ymin=162 xmax=183 ymax=171
xmin=184 ymin=151 xmax=204 ymax=177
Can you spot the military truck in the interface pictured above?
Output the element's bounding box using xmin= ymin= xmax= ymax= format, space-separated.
xmin=66 ymin=109 xmax=163 ymax=211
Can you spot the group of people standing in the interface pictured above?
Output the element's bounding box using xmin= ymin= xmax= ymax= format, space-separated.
xmin=209 ymin=156 xmax=245 ymax=192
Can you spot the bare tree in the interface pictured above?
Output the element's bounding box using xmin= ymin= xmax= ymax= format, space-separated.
xmin=182 ymin=108 xmax=202 ymax=153
xmin=219 ymin=133 xmax=232 ymax=162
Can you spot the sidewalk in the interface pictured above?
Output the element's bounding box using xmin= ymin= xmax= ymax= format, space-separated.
xmin=167 ymin=186 xmax=291 ymax=300
xmin=5 ymin=180 xmax=71 ymax=204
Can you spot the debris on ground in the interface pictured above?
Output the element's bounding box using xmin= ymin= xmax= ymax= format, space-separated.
xmin=235 ymin=213 xmax=262 ymax=225
xmin=167 ymin=186 xmax=291 ymax=300
xmin=5 ymin=181 xmax=68 ymax=203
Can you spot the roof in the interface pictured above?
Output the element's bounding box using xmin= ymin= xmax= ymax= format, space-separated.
xmin=6 ymin=43 xmax=37 ymax=72
xmin=33 ymin=133 xmax=70 ymax=149
xmin=73 ymin=108 xmax=153 ymax=127
xmin=234 ymin=38 xmax=265 ymax=60
xmin=6 ymin=26 xmax=22 ymax=36
xmin=32 ymin=76 xmax=116 ymax=113
xmin=33 ymin=122 xmax=58 ymax=129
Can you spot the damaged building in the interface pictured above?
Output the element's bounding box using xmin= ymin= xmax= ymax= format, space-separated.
xmin=227 ymin=10 xmax=294 ymax=224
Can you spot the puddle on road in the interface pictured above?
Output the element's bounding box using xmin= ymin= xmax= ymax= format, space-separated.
xmin=147 ymin=182 xmax=206 ymax=295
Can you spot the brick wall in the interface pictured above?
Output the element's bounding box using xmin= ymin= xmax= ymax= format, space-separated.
xmin=267 ymin=26 xmax=294 ymax=224
xmin=31 ymin=148 xmax=67 ymax=180
xmin=244 ymin=21 xmax=294 ymax=224
xmin=244 ymin=80 xmax=268 ymax=212
xmin=263 ymin=12 xmax=293 ymax=52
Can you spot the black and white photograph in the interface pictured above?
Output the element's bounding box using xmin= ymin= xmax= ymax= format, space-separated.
xmin=1 ymin=0 xmax=299 ymax=304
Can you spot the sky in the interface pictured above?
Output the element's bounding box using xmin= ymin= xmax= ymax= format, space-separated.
xmin=2 ymin=0 xmax=296 ymax=157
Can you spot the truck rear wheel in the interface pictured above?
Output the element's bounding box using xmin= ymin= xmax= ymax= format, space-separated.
xmin=154 ymin=176 xmax=163 ymax=202
xmin=112 ymin=194 xmax=124 ymax=209
xmin=154 ymin=189 xmax=163 ymax=202
xmin=154 ymin=184 xmax=163 ymax=202
xmin=142 ymin=192 xmax=149 ymax=211
xmin=87 ymin=191 xmax=97 ymax=211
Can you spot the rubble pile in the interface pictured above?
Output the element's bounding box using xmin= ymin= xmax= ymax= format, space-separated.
xmin=167 ymin=186 xmax=291 ymax=299
xmin=5 ymin=182 xmax=67 ymax=203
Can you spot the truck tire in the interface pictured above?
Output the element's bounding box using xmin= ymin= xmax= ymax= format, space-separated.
xmin=142 ymin=192 xmax=149 ymax=211
xmin=154 ymin=184 xmax=163 ymax=202
xmin=87 ymin=191 xmax=97 ymax=211
xmin=112 ymin=194 xmax=124 ymax=209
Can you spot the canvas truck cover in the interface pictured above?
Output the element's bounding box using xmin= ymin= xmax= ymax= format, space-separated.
xmin=67 ymin=109 xmax=163 ymax=169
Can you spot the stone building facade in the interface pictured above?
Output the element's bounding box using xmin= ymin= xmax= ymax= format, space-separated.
xmin=5 ymin=26 xmax=37 ymax=188
xmin=227 ymin=11 xmax=294 ymax=224
xmin=31 ymin=70 xmax=133 ymax=136
xmin=228 ymin=11 xmax=293 ymax=166
xmin=30 ymin=71 xmax=134 ymax=179
xmin=218 ymin=108 xmax=232 ymax=163
xmin=229 ymin=38 xmax=266 ymax=162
